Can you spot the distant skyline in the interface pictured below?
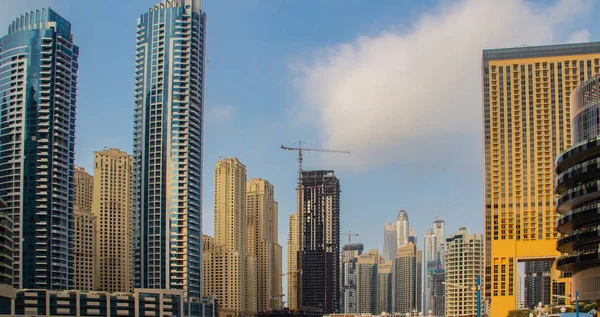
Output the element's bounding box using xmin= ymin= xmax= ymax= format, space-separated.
xmin=1 ymin=0 xmax=599 ymax=265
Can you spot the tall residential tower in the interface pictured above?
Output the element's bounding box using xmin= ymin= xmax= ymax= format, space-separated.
xmin=246 ymin=178 xmax=281 ymax=311
xmin=382 ymin=222 xmax=397 ymax=261
xmin=204 ymin=158 xmax=248 ymax=316
xmin=445 ymin=228 xmax=483 ymax=317
xmin=298 ymin=170 xmax=341 ymax=313
xmin=93 ymin=148 xmax=133 ymax=293
xmin=133 ymin=0 xmax=206 ymax=301
xmin=0 ymin=8 xmax=79 ymax=290
xmin=73 ymin=167 xmax=96 ymax=291
xmin=396 ymin=210 xmax=409 ymax=248
xmin=482 ymin=42 xmax=600 ymax=315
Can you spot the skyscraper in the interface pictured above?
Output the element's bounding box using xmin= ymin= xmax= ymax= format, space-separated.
xmin=356 ymin=249 xmax=379 ymax=314
xmin=433 ymin=217 xmax=445 ymax=267
xmin=523 ymin=261 xmax=551 ymax=309
xmin=73 ymin=167 xmax=95 ymax=291
xmin=205 ymin=158 xmax=248 ymax=316
xmin=246 ymin=178 xmax=281 ymax=311
xmin=299 ymin=170 xmax=340 ymax=313
xmin=431 ymin=270 xmax=445 ymax=317
xmin=482 ymin=43 xmax=600 ymax=315
xmin=287 ymin=212 xmax=300 ymax=311
xmin=92 ymin=149 xmax=133 ymax=293
xmin=555 ymin=75 xmax=600 ymax=302
xmin=416 ymin=249 xmax=423 ymax=313
xmin=133 ymin=0 xmax=206 ymax=301
xmin=0 ymin=8 xmax=79 ymax=290
xmin=382 ymin=222 xmax=397 ymax=261
xmin=445 ymin=228 xmax=483 ymax=317
xmin=392 ymin=243 xmax=418 ymax=314
xmin=376 ymin=261 xmax=392 ymax=314
xmin=423 ymin=228 xmax=436 ymax=314
xmin=396 ymin=211 xmax=409 ymax=248
xmin=341 ymin=243 xmax=364 ymax=313
xmin=424 ymin=216 xmax=445 ymax=313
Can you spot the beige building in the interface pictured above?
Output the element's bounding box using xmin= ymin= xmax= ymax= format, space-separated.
xmin=287 ymin=211 xmax=300 ymax=310
xmin=204 ymin=158 xmax=248 ymax=317
xmin=73 ymin=167 xmax=96 ymax=291
xmin=246 ymin=178 xmax=282 ymax=312
xmin=92 ymin=148 xmax=133 ymax=293
xmin=376 ymin=261 xmax=392 ymax=314
xmin=356 ymin=249 xmax=379 ymax=314
xmin=445 ymin=227 xmax=483 ymax=317
xmin=75 ymin=166 xmax=93 ymax=212
xmin=203 ymin=235 xmax=246 ymax=317
xmin=393 ymin=243 xmax=418 ymax=314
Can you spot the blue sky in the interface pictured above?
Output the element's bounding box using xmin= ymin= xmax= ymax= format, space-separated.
xmin=2 ymin=0 xmax=600 ymax=283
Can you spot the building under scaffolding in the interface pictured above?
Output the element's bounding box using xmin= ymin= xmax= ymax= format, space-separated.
xmin=298 ymin=170 xmax=341 ymax=314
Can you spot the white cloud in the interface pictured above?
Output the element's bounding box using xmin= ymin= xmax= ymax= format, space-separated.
xmin=568 ymin=29 xmax=591 ymax=43
xmin=293 ymin=0 xmax=591 ymax=170
xmin=207 ymin=105 xmax=233 ymax=122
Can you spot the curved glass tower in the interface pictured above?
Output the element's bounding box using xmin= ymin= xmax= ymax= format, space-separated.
xmin=556 ymin=75 xmax=600 ymax=300
xmin=0 ymin=9 xmax=78 ymax=290
xmin=133 ymin=0 xmax=206 ymax=301
xmin=396 ymin=210 xmax=409 ymax=247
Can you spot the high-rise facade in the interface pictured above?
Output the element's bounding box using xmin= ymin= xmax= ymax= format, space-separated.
xmin=424 ymin=216 xmax=445 ymax=314
xmin=423 ymin=228 xmax=436 ymax=313
xmin=376 ymin=261 xmax=392 ymax=314
xmin=416 ymin=250 xmax=422 ymax=312
xmin=523 ymin=261 xmax=551 ymax=309
xmin=431 ymin=270 xmax=445 ymax=317
xmin=92 ymin=149 xmax=133 ymax=293
xmin=482 ymin=43 xmax=600 ymax=315
xmin=396 ymin=210 xmax=409 ymax=248
xmin=356 ymin=249 xmax=379 ymax=314
xmin=433 ymin=217 xmax=445 ymax=267
xmin=246 ymin=178 xmax=281 ymax=312
xmin=287 ymin=212 xmax=300 ymax=311
xmin=0 ymin=197 xmax=12 ymax=313
xmin=203 ymin=235 xmax=245 ymax=317
xmin=555 ymin=75 xmax=600 ymax=301
xmin=298 ymin=170 xmax=340 ymax=313
xmin=445 ymin=228 xmax=483 ymax=317
xmin=206 ymin=158 xmax=248 ymax=316
xmin=133 ymin=0 xmax=206 ymax=301
xmin=74 ymin=166 xmax=95 ymax=291
xmin=341 ymin=243 xmax=364 ymax=313
xmin=75 ymin=167 xmax=94 ymax=213
xmin=0 ymin=8 xmax=79 ymax=290
xmin=382 ymin=222 xmax=397 ymax=261
xmin=392 ymin=243 xmax=418 ymax=314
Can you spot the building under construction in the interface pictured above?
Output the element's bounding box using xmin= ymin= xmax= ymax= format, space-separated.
xmin=297 ymin=170 xmax=341 ymax=314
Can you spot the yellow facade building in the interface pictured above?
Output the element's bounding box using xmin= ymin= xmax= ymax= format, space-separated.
xmin=206 ymin=158 xmax=248 ymax=316
xmin=482 ymin=42 xmax=600 ymax=316
xmin=203 ymin=235 xmax=246 ymax=317
xmin=246 ymin=178 xmax=282 ymax=311
xmin=287 ymin=211 xmax=300 ymax=310
xmin=73 ymin=167 xmax=96 ymax=291
xmin=92 ymin=148 xmax=133 ymax=293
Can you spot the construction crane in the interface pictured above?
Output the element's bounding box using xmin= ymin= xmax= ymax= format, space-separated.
xmin=344 ymin=230 xmax=359 ymax=245
xmin=280 ymin=141 xmax=350 ymax=185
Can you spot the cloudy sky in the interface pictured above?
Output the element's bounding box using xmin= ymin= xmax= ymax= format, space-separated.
xmin=2 ymin=0 xmax=599 ymax=291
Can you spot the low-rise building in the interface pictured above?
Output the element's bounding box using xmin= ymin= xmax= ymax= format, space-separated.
xmin=0 ymin=288 xmax=217 ymax=317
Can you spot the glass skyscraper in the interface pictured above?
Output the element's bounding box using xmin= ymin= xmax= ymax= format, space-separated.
xmin=0 ymin=8 xmax=79 ymax=290
xmin=133 ymin=0 xmax=206 ymax=302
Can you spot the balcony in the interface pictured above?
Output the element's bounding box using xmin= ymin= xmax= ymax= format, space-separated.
xmin=557 ymin=228 xmax=600 ymax=253
xmin=556 ymin=250 xmax=600 ymax=273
